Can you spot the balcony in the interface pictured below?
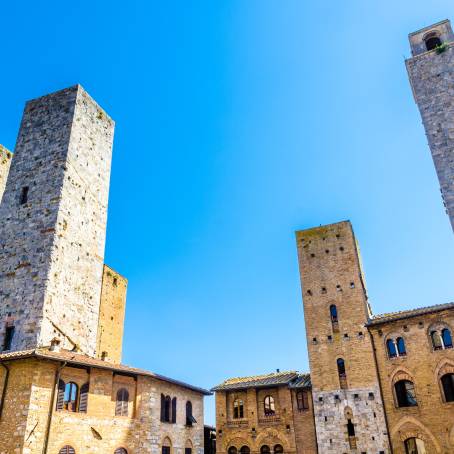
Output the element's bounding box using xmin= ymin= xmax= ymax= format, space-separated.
xmin=258 ymin=415 xmax=281 ymax=425
xmin=226 ymin=419 xmax=249 ymax=428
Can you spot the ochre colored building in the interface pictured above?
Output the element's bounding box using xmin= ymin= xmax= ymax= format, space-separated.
xmin=214 ymin=19 xmax=454 ymax=454
xmin=0 ymin=86 xmax=210 ymax=453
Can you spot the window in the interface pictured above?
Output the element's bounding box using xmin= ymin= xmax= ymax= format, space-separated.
xmin=228 ymin=448 xmax=238 ymax=454
xmin=347 ymin=419 xmax=355 ymax=436
xmin=115 ymin=388 xmax=129 ymax=416
xmin=404 ymin=437 xmax=426 ymax=454
xmin=186 ymin=400 xmax=197 ymax=426
xmin=296 ymin=390 xmax=309 ymax=410
xmin=441 ymin=373 xmax=454 ymax=402
xmin=3 ymin=326 xmax=14 ymax=351
xmin=424 ymin=33 xmax=442 ymax=51
xmin=161 ymin=394 xmax=171 ymax=422
xmin=185 ymin=449 xmax=192 ymax=454
xmin=386 ymin=339 xmax=397 ymax=358
xmin=114 ymin=449 xmax=128 ymax=454
xmin=337 ymin=358 xmax=347 ymax=388
xmin=172 ymin=397 xmax=177 ymax=423
xmin=162 ymin=438 xmax=172 ymax=454
xmin=386 ymin=336 xmax=406 ymax=358
xmin=240 ymin=447 xmax=250 ymax=454
xmin=264 ymin=395 xmax=275 ymax=416
xmin=274 ymin=445 xmax=283 ymax=454
xmin=330 ymin=305 xmax=339 ymax=331
xmin=79 ymin=382 xmax=89 ymax=413
xmin=59 ymin=447 xmax=75 ymax=454
xmin=19 ymin=186 xmax=29 ymax=205
xmin=395 ymin=380 xmax=417 ymax=407
xmin=430 ymin=327 xmax=453 ymax=350
xmin=260 ymin=446 xmax=270 ymax=454
xmin=233 ymin=399 xmax=244 ymax=419
xmin=62 ymin=382 xmax=79 ymax=412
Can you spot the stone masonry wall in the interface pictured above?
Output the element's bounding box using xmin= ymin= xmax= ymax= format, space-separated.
xmin=0 ymin=85 xmax=114 ymax=356
xmin=369 ymin=309 xmax=454 ymax=454
xmin=0 ymin=145 xmax=12 ymax=204
xmin=0 ymin=358 xmax=205 ymax=454
xmin=406 ymin=30 xmax=454 ymax=232
xmin=296 ymin=221 xmax=390 ymax=453
xmin=96 ymin=264 xmax=128 ymax=363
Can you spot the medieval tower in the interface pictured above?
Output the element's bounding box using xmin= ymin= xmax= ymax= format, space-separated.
xmin=296 ymin=221 xmax=389 ymax=453
xmin=406 ymin=19 xmax=454 ymax=232
xmin=0 ymin=85 xmax=115 ymax=357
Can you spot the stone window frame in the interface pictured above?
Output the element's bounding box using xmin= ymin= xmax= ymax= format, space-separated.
xmin=422 ymin=30 xmax=443 ymax=52
xmin=232 ymin=395 xmax=246 ymax=419
xmin=427 ymin=321 xmax=453 ymax=352
xmin=384 ymin=332 xmax=408 ymax=360
xmin=57 ymin=368 xmax=90 ymax=414
xmin=162 ymin=436 xmax=173 ymax=454
xmin=112 ymin=376 xmax=135 ymax=419
xmin=391 ymin=370 xmax=419 ymax=409
xmin=435 ymin=360 xmax=454 ymax=405
xmin=257 ymin=388 xmax=279 ymax=418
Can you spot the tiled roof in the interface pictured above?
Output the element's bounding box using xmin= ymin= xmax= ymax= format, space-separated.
xmin=0 ymin=348 xmax=211 ymax=395
xmin=211 ymin=370 xmax=311 ymax=391
xmin=288 ymin=373 xmax=311 ymax=388
xmin=367 ymin=302 xmax=454 ymax=326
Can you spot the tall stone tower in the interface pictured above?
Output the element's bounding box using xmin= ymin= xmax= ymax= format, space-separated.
xmin=296 ymin=221 xmax=389 ymax=453
xmin=406 ymin=19 xmax=454 ymax=232
xmin=0 ymin=85 xmax=114 ymax=356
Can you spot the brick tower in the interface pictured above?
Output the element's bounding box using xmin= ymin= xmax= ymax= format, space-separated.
xmin=406 ymin=20 xmax=454 ymax=232
xmin=0 ymin=85 xmax=115 ymax=356
xmin=296 ymin=221 xmax=389 ymax=453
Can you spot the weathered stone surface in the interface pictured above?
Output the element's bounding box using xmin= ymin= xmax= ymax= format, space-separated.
xmin=407 ymin=20 xmax=454 ymax=232
xmin=0 ymin=85 xmax=114 ymax=356
xmin=0 ymin=144 xmax=12 ymax=204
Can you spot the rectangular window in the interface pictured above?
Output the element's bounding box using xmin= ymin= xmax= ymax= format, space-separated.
xmin=185 ymin=449 xmax=192 ymax=454
xmin=162 ymin=447 xmax=171 ymax=454
xmin=3 ymin=326 xmax=15 ymax=351
xmin=19 ymin=186 xmax=29 ymax=205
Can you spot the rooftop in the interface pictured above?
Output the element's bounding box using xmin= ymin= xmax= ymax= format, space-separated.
xmin=0 ymin=348 xmax=211 ymax=395
xmin=367 ymin=302 xmax=454 ymax=327
xmin=211 ymin=370 xmax=311 ymax=391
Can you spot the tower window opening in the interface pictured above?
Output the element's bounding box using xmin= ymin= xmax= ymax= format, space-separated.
xmin=424 ymin=33 xmax=442 ymax=51
xmin=3 ymin=325 xmax=15 ymax=351
xmin=19 ymin=186 xmax=29 ymax=205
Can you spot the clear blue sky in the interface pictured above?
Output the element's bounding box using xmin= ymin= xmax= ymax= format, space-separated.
xmin=2 ymin=1 xmax=454 ymax=425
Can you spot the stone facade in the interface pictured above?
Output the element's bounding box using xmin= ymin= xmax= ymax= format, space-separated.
xmin=0 ymin=86 xmax=209 ymax=453
xmin=296 ymin=222 xmax=389 ymax=454
xmin=0 ymin=355 xmax=206 ymax=454
xmin=213 ymin=372 xmax=316 ymax=454
xmin=406 ymin=19 xmax=454 ymax=232
xmin=96 ymin=265 xmax=128 ymax=363
xmin=368 ymin=308 xmax=454 ymax=454
xmin=0 ymin=85 xmax=114 ymax=356
xmin=0 ymin=145 xmax=12 ymax=204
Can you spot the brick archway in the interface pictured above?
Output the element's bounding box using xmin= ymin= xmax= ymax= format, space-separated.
xmin=391 ymin=416 xmax=441 ymax=453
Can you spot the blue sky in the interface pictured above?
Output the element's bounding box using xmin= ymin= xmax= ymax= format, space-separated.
xmin=1 ymin=1 xmax=454 ymax=424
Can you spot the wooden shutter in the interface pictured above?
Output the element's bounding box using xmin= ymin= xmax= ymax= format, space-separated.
xmin=160 ymin=394 xmax=165 ymax=422
xmin=56 ymin=379 xmax=65 ymax=411
xmin=171 ymin=397 xmax=177 ymax=423
xmin=59 ymin=446 xmax=75 ymax=454
xmin=79 ymin=382 xmax=89 ymax=413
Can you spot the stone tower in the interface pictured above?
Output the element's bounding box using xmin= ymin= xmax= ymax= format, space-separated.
xmin=0 ymin=85 xmax=114 ymax=356
xmin=296 ymin=221 xmax=389 ymax=453
xmin=0 ymin=144 xmax=12 ymax=203
xmin=406 ymin=19 xmax=454 ymax=232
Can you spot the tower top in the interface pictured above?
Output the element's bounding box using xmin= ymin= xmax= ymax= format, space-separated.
xmin=408 ymin=19 xmax=454 ymax=56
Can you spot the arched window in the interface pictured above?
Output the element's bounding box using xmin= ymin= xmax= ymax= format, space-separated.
xmin=240 ymin=446 xmax=250 ymax=454
xmin=185 ymin=441 xmax=193 ymax=454
xmin=228 ymin=447 xmax=238 ymax=454
xmin=161 ymin=394 xmax=172 ymax=422
xmin=430 ymin=327 xmax=452 ymax=350
xmin=260 ymin=446 xmax=270 ymax=454
xmin=442 ymin=328 xmax=453 ymax=348
xmin=64 ymin=382 xmax=79 ymax=412
xmin=296 ymin=390 xmax=309 ymax=410
xmin=424 ymin=33 xmax=442 ymax=51
xmin=59 ymin=447 xmax=75 ymax=454
xmin=404 ymin=437 xmax=426 ymax=454
xmin=337 ymin=358 xmax=346 ymax=377
xmin=115 ymin=388 xmax=129 ymax=416
xmin=330 ymin=305 xmax=338 ymax=322
xmin=186 ymin=400 xmax=197 ymax=426
xmin=386 ymin=339 xmax=397 ymax=358
xmin=114 ymin=449 xmax=128 ymax=454
xmin=162 ymin=438 xmax=172 ymax=454
xmin=274 ymin=445 xmax=283 ymax=454
xmin=233 ymin=398 xmax=244 ymax=419
xmin=396 ymin=337 xmax=406 ymax=356
xmin=264 ymin=395 xmax=275 ymax=416
xmin=441 ymin=373 xmax=454 ymax=402
xmin=395 ymin=380 xmax=417 ymax=407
